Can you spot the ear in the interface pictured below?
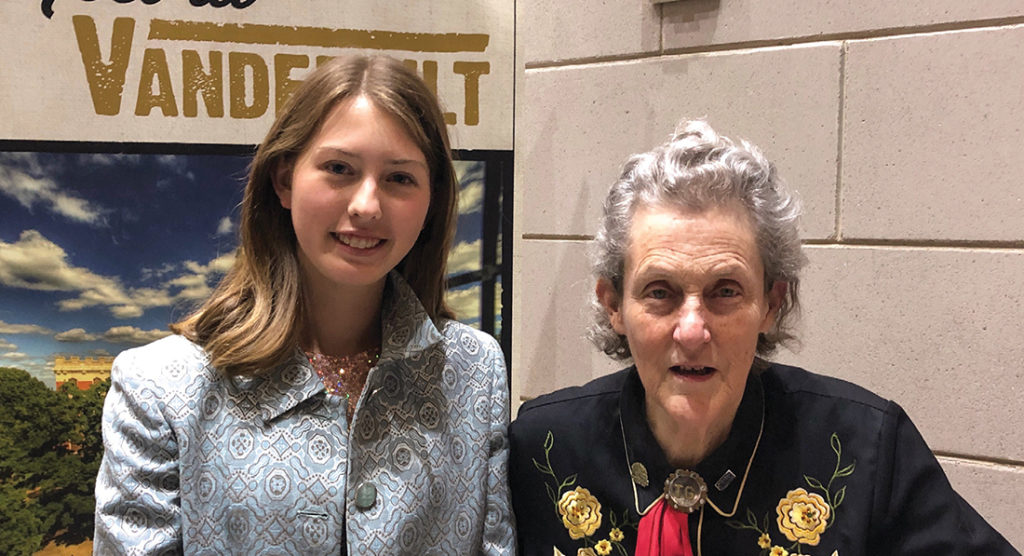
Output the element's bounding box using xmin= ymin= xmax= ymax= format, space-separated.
xmin=596 ymin=278 xmax=625 ymax=335
xmin=271 ymin=160 xmax=294 ymax=209
xmin=760 ymin=280 xmax=788 ymax=333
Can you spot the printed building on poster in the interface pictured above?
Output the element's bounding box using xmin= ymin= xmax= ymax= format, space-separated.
xmin=54 ymin=356 xmax=113 ymax=390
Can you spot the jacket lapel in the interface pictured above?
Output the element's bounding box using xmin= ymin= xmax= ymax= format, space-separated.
xmin=379 ymin=272 xmax=443 ymax=365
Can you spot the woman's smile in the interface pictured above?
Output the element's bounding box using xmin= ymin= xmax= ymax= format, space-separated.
xmin=331 ymin=232 xmax=386 ymax=251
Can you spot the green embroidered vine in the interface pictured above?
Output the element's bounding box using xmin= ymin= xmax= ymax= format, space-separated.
xmin=726 ymin=433 xmax=855 ymax=556
xmin=532 ymin=431 xmax=637 ymax=555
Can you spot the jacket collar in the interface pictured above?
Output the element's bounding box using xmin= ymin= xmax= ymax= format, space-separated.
xmin=236 ymin=271 xmax=444 ymax=424
xmin=378 ymin=271 xmax=444 ymax=364
xmin=618 ymin=366 xmax=765 ymax=515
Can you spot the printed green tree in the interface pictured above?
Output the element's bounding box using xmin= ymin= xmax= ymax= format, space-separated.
xmin=0 ymin=367 xmax=109 ymax=554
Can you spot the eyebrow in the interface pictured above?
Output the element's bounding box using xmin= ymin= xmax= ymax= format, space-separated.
xmin=315 ymin=147 xmax=428 ymax=170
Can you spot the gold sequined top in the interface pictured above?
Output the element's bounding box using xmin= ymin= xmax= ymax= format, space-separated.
xmin=305 ymin=346 xmax=380 ymax=423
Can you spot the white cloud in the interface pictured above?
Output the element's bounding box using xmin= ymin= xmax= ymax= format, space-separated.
xmin=154 ymin=154 xmax=182 ymax=169
xmin=78 ymin=153 xmax=130 ymax=167
xmin=167 ymin=284 xmax=211 ymax=303
xmin=445 ymin=282 xmax=502 ymax=328
xmin=52 ymin=324 xmax=168 ymax=346
xmin=0 ymin=320 xmax=53 ymax=335
xmin=447 ymin=239 xmax=481 ymax=275
xmin=9 ymin=357 xmax=57 ymax=387
xmin=165 ymin=252 xmax=235 ymax=301
xmin=0 ymin=357 xmax=54 ymax=387
xmin=140 ymin=263 xmax=177 ymax=282
xmin=55 ymin=328 xmax=100 ymax=342
xmin=207 ymin=252 xmax=236 ymax=273
xmin=153 ymin=155 xmax=196 ymax=183
xmin=0 ymin=230 xmax=233 ymax=318
xmin=0 ymin=338 xmax=16 ymax=351
xmin=446 ymin=285 xmax=481 ymax=323
xmin=88 ymin=348 xmax=112 ymax=356
xmin=458 ymin=181 xmax=484 ymax=214
xmin=0 ymin=229 xmax=118 ymax=291
xmin=1 ymin=352 xmax=28 ymax=360
xmin=166 ymin=273 xmax=207 ymax=289
xmin=0 ymin=155 xmax=107 ymax=225
xmin=216 ymin=216 xmax=234 ymax=236
xmin=454 ymin=161 xmax=485 ymax=214
xmin=102 ymin=326 xmax=171 ymax=346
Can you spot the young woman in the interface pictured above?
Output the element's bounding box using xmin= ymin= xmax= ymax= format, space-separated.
xmin=94 ymin=55 xmax=515 ymax=555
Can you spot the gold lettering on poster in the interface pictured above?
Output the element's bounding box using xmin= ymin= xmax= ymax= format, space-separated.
xmin=68 ymin=16 xmax=493 ymax=125
xmin=148 ymin=19 xmax=489 ymax=53
xmin=453 ymin=61 xmax=488 ymax=126
xmin=404 ymin=59 xmax=457 ymax=125
xmin=183 ymin=50 xmax=224 ymax=118
xmin=135 ymin=48 xmax=178 ymax=116
xmin=73 ymin=15 xmax=134 ymax=115
xmin=229 ymin=51 xmax=269 ymax=119
xmin=274 ymin=53 xmax=308 ymax=116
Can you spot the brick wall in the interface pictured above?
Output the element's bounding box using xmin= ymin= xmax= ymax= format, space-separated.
xmin=511 ymin=1 xmax=1024 ymax=547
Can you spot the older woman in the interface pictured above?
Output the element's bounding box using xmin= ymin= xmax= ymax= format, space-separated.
xmin=509 ymin=120 xmax=1016 ymax=555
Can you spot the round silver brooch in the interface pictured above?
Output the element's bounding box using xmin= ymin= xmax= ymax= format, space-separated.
xmin=663 ymin=469 xmax=708 ymax=513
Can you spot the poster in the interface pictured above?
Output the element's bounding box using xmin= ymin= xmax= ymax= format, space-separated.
xmin=0 ymin=3 xmax=512 ymax=551
xmin=0 ymin=0 xmax=514 ymax=387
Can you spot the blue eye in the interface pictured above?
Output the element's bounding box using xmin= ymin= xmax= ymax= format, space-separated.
xmin=325 ymin=161 xmax=352 ymax=175
xmin=389 ymin=173 xmax=417 ymax=186
xmin=648 ymin=288 xmax=669 ymax=300
xmin=715 ymin=286 xmax=739 ymax=298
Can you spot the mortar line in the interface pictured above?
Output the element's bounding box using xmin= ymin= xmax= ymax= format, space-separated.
xmin=834 ymin=42 xmax=847 ymax=242
xmin=525 ymin=15 xmax=1024 ymax=71
xmin=934 ymin=450 xmax=1024 ymax=468
xmin=521 ymin=233 xmax=594 ymax=241
xmin=802 ymin=238 xmax=1024 ymax=251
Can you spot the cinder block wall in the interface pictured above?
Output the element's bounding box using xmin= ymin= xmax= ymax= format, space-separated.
xmin=511 ymin=1 xmax=1024 ymax=547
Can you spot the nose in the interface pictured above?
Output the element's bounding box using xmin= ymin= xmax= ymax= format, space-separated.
xmin=673 ymin=297 xmax=710 ymax=349
xmin=349 ymin=176 xmax=382 ymax=220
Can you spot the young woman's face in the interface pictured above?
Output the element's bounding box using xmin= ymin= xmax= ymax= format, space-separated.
xmin=274 ymin=95 xmax=431 ymax=294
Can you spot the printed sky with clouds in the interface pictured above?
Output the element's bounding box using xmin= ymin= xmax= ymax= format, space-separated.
xmin=0 ymin=151 xmax=488 ymax=385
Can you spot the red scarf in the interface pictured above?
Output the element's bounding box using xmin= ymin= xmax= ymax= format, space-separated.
xmin=635 ymin=498 xmax=694 ymax=556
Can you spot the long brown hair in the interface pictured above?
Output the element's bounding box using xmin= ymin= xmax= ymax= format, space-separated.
xmin=172 ymin=55 xmax=458 ymax=376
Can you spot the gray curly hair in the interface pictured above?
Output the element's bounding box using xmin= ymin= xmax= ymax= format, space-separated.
xmin=588 ymin=119 xmax=807 ymax=359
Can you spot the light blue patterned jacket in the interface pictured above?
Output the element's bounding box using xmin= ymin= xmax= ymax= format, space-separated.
xmin=94 ymin=273 xmax=515 ymax=555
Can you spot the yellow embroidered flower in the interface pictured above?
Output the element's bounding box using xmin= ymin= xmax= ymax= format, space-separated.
xmin=557 ymin=487 xmax=603 ymax=539
xmin=577 ymin=549 xmax=597 ymax=556
xmin=595 ymin=540 xmax=613 ymax=555
xmin=776 ymin=488 xmax=831 ymax=546
xmin=769 ymin=547 xmax=789 ymax=556
xmin=609 ymin=528 xmax=624 ymax=542
xmin=757 ymin=533 xmax=771 ymax=548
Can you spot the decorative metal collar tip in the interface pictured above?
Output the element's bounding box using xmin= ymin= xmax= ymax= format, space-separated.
xmin=630 ymin=462 xmax=650 ymax=488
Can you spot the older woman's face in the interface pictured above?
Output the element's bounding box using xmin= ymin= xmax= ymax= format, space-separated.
xmin=600 ymin=203 xmax=782 ymax=443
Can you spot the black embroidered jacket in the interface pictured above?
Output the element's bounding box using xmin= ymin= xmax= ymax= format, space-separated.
xmin=509 ymin=364 xmax=1018 ymax=556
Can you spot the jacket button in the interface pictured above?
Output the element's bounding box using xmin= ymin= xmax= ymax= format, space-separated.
xmin=355 ymin=482 xmax=377 ymax=510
